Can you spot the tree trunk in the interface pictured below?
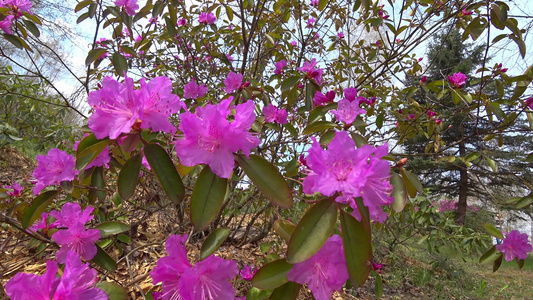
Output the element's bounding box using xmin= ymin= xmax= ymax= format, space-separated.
xmin=456 ymin=128 xmax=468 ymax=225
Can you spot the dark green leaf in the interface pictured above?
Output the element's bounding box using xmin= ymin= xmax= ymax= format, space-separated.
xmin=340 ymin=210 xmax=372 ymax=288
xmin=482 ymin=223 xmax=504 ymax=239
xmin=251 ymin=259 xmax=293 ymax=290
xmin=391 ymin=173 xmax=407 ymax=213
xmin=96 ymin=221 xmax=131 ymax=237
xmin=273 ymin=219 xmax=295 ymax=242
xmin=493 ymin=253 xmax=503 ymax=272
xmin=373 ymin=271 xmax=383 ymax=298
xmin=117 ymin=153 xmax=142 ymax=200
xmin=479 ymin=245 xmax=500 ymax=264
xmin=92 ymin=245 xmax=117 ymax=271
xmin=112 ymin=52 xmax=128 ymax=76
xmin=22 ymin=190 xmax=60 ymax=229
xmin=144 ymin=144 xmax=185 ymax=203
xmin=270 ymin=281 xmax=300 ymax=299
xmin=318 ymin=0 xmax=328 ymax=10
xmin=235 ymin=154 xmax=293 ymax=208
xmin=281 ymin=76 xmax=300 ymax=92
xmin=200 ymin=227 xmax=230 ymax=260
xmin=22 ymin=19 xmax=40 ymax=37
xmin=287 ymin=199 xmax=337 ymax=264
xmin=75 ymin=0 xmax=94 ymax=12
xmin=96 ymin=282 xmax=127 ymax=300
xmin=4 ymin=34 xmax=23 ymax=49
xmin=302 ymin=121 xmax=338 ymax=135
xmin=191 ymin=166 xmax=228 ymax=230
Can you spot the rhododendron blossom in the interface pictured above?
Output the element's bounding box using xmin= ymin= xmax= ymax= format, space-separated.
xmin=313 ymin=91 xmax=335 ymax=106
xmin=4 ymin=181 xmax=23 ymax=197
xmin=114 ymin=0 xmax=138 ymax=15
xmin=302 ymin=131 xmax=393 ymax=222
xmin=176 ymin=98 xmax=260 ymax=178
xmin=5 ymin=251 xmax=107 ymax=300
xmin=32 ymin=148 xmax=79 ymax=195
xmin=274 ymin=59 xmax=287 ymax=74
xmin=263 ymin=104 xmax=288 ymax=124
xmin=331 ymin=98 xmax=366 ymax=125
xmin=74 ymin=140 xmax=111 ymax=169
xmin=183 ymin=80 xmax=208 ymax=99
xmin=240 ymin=265 xmax=257 ymax=281
xmin=0 ymin=15 xmax=13 ymax=34
xmin=50 ymin=202 xmax=95 ymax=228
xmin=287 ymin=235 xmax=348 ymax=300
xmin=448 ymin=72 xmax=467 ymax=88
xmin=151 ymin=234 xmax=239 ymax=300
xmin=298 ymin=58 xmax=323 ymax=85
xmin=198 ymin=12 xmax=216 ymax=24
xmin=88 ymin=76 xmax=184 ymax=140
xmin=223 ymin=71 xmax=243 ymax=94
xmin=29 ymin=212 xmax=56 ymax=233
xmin=496 ymin=230 xmax=533 ymax=261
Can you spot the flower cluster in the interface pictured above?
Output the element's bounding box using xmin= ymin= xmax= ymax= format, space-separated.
xmin=5 ymin=251 xmax=107 ymax=300
xmin=302 ymin=131 xmax=393 ymax=222
xmin=288 ymin=235 xmax=348 ymax=300
xmin=0 ymin=0 xmax=32 ymax=34
xmin=114 ymin=0 xmax=138 ymax=16
xmin=223 ymin=72 xmax=243 ymax=93
xmin=32 ymin=148 xmax=79 ymax=195
xmin=263 ymin=104 xmax=288 ymax=124
xmin=298 ymin=58 xmax=324 ymax=86
xmin=151 ymin=234 xmax=239 ymax=300
xmin=496 ymin=230 xmax=533 ymax=261
xmin=183 ymin=80 xmax=208 ymax=99
xmin=88 ymin=76 xmax=184 ymax=140
xmin=313 ymin=90 xmax=335 ymax=106
xmin=199 ymin=12 xmax=216 ymax=24
xmin=4 ymin=181 xmax=23 ymax=197
xmin=331 ymin=88 xmax=367 ymax=125
xmin=50 ymin=202 xmax=101 ymax=263
xmin=448 ymin=72 xmax=467 ymax=88
xmin=176 ymin=98 xmax=260 ymax=178
xmin=274 ymin=59 xmax=287 ymax=74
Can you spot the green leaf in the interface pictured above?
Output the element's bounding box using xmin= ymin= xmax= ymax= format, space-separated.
xmin=22 ymin=19 xmax=40 ymax=37
xmin=76 ymin=135 xmax=110 ymax=170
xmin=251 ymin=259 xmax=293 ymax=290
xmin=281 ymin=76 xmax=300 ymax=92
xmin=273 ymin=219 xmax=296 ymax=242
xmin=117 ymin=153 xmax=142 ymax=200
xmin=270 ymin=281 xmax=300 ymax=299
xmin=118 ymin=234 xmax=131 ymax=243
xmin=318 ymin=0 xmax=328 ymax=10
xmin=4 ymin=34 xmax=23 ymax=49
xmin=75 ymin=0 xmax=94 ymax=12
xmin=287 ymin=199 xmax=337 ymax=264
xmin=479 ymin=245 xmax=500 ymax=264
xmin=516 ymin=195 xmax=533 ymax=209
xmin=493 ymin=253 xmax=503 ymax=272
xmin=96 ymin=282 xmax=127 ymax=300
xmin=191 ymin=166 xmax=228 ymax=230
xmin=374 ymin=271 xmax=383 ymax=298
xmin=391 ymin=173 xmax=407 ymax=213
xmin=246 ymin=287 xmax=272 ymax=300
xmin=96 ymin=221 xmax=131 ymax=237
xmin=302 ymin=121 xmax=338 ymax=135
xmin=92 ymin=245 xmax=117 ymax=271
xmin=486 ymin=157 xmax=498 ymax=172
xmin=200 ymin=227 xmax=231 ymax=260
xmin=482 ymin=223 xmax=504 ymax=239
xmin=85 ymin=48 xmax=108 ymax=66
xmin=144 ymin=144 xmax=185 ymax=203
xmin=90 ymin=166 xmax=106 ymax=201
xmin=112 ymin=52 xmax=128 ymax=76
xmin=517 ymin=258 xmax=525 ymax=269
xmin=235 ymin=154 xmax=293 ymax=209
xmin=22 ymin=190 xmax=60 ymax=229
xmin=340 ymin=210 xmax=372 ymax=288
xmin=400 ymin=169 xmax=423 ymax=197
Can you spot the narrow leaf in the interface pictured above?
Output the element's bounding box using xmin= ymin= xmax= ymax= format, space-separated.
xmin=191 ymin=166 xmax=228 ymax=230
xmin=200 ymin=227 xmax=231 ymax=260
xmin=96 ymin=221 xmax=131 ymax=237
xmin=287 ymin=199 xmax=337 ymax=264
xmin=270 ymin=281 xmax=300 ymax=299
xmin=92 ymin=245 xmax=117 ymax=271
xmin=117 ymin=153 xmax=142 ymax=200
xmin=22 ymin=190 xmax=60 ymax=229
xmin=235 ymin=154 xmax=293 ymax=208
xmin=391 ymin=173 xmax=407 ymax=212
xmin=144 ymin=144 xmax=185 ymax=203
xmin=273 ymin=219 xmax=295 ymax=242
xmin=112 ymin=52 xmax=128 ymax=76
xmin=482 ymin=223 xmax=504 ymax=239
xmin=340 ymin=210 xmax=372 ymax=288
xmin=251 ymin=259 xmax=293 ymax=290
xmin=96 ymin=282 xmax=128 ymax=300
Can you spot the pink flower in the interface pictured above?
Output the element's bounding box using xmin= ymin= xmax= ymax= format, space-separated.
xmin=526 ymin=97 xmax=533 ymax=110
xmin=114 ymin=0 xmax=138 ymax=15
xmin=420 ymin=75 xmax=428 ymax=85
xmin=462 ymin=9 xmax=473 ymax=16
xmin=337 ymin=32 xmax=344 ymax=39
xmin=0 ymin=15 xmax=14 ymax=34
xmin=371 ymin=262 xmax=383 ymax=274
xmin=448 ymin=72 xmax=467 ymax=88
xmin=52 ymin=222 xmax=101 ymax=263
xmin=3 ymin=0 xmax=32 ymax=16
xmin=436 ymin=119 xmax=442 ymax=125
xmin=29 ymin=212 xmax=56 ymax=233
xmin=88 ymin=76 xmax=184 ymax=139
xmin=151 ymin=234 xmax=239 ymax=300
xmin=427 ymin=110 xmax=435 ymax=118
xmin=306 ymin=17 xmax=316 ymax=28
xmin=310 ymin=0 xmax=319 ymax=6
xmin=263 ymin=104 xmax=288 ymax=124
xmin=5 ymin=182 xmax=23 ymax=197
xmin=331 ymin=98 xmax=366 ymax=125
xmin=5 ymin=251 xmax=107 ymax=300
xmin=6 ymin=252 xmax=108 ymax=300
xmin=199 ymin=12 xmax=216 ymax=24
xmin=291 ymin=41 xmax=297 ymax=46
xmin=343 ymin=87 xmax=366 ymax=103
xmin=183 ymin=80 xmax=208 ymax=99
xmin=287 ymin=235 xmax=348 ymax=300
xmin=274 ymin=59 xmax=287 ymax=74
xmin=175 ymin=99 xmax=260 ymax=178
xmin=496 ymin=230 xmax=533 ymax=261
xmin=298 ymin=58 xmax=323 ymax=86
xmin=32 ymin=148 xmax=79 ymax=195
xmin=223 ymin=71 xmax=243 ymax=94
xmin=74 ymin=140 xmax=111 ymax=169
xmin=178 ymin=18 xmax=187 ymax=26
xmin=240 ymin=265 xmax=257 ymax=281
xmin=302 ymin=131 xmax=393 ymax=222
xmin=50 ymin=202 xmax=95 ymax=229
xmin=313 ymin=91 xmax=335 ymax=106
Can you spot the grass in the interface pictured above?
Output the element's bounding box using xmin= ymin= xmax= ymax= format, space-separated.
xmin=381 ymin=244 xmax=533 ymax=299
